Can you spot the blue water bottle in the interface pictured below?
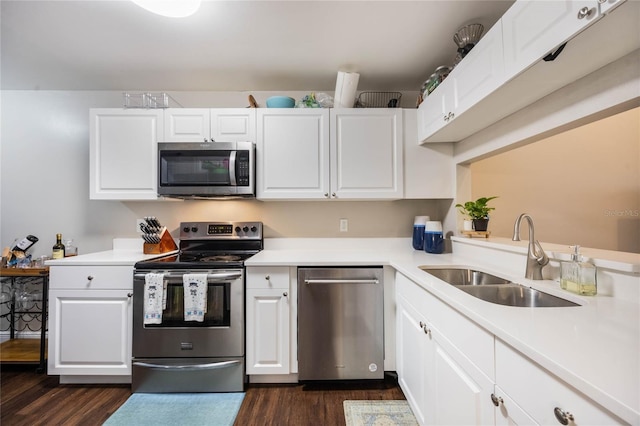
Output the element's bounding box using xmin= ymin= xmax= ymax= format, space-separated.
xmin=424 ymin=221 xmax=444 ymax=254
xmin=412 ymin=216 xmax=429 ymax=250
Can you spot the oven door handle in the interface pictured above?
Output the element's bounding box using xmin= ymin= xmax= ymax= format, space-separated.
xmin=133 ymin=360 xmax=241 ymax=371
xmin=134 ymin=272 xmax=242 ymax=282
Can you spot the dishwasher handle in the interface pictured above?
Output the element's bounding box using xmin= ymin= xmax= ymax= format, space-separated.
xmin=304 ymin=278 xmax=379 ymax=285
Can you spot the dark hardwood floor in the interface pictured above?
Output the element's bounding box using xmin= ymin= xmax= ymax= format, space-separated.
xmin=1 ymin=366 xmax=405 ymax=426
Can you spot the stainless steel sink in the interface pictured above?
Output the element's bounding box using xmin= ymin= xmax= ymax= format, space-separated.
xmin=420 ymin=267 xmax=579 ymax=307
xmin=420 ymin=267 xmax=512 ymax=286
xmin=457 ymin=284 xmax=578 ymax=307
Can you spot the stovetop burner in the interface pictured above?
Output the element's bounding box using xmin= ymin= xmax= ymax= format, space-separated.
xmin=134 ymin=221 xmax=263 ymax=271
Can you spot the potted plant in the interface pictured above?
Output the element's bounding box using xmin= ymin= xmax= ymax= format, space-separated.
xmin=455 ymin=196 xmax=498 ymax=232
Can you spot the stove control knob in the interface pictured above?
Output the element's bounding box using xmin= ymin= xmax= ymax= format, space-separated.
xmin=183 ymin=227 xmax=190 ymax=233
xmin=191 ymin=226 xmax=198 ymax=233
xmin=242 ymin=226 xmax=249 ymax=232
xmin=251 ymin=226 xmax=257 ymax=232
xmin=235 ymin=226 xmax=242 ymax=233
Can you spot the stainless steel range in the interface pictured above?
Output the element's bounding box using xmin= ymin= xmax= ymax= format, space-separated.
xmin=131 ymin=221 xmax=262 ymax=393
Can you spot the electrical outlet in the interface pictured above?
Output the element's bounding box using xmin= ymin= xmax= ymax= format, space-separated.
xmin=136 ymin=219 xmax=145 ymax=233
xmin=339 ymin=218 xmax=348 ymax=232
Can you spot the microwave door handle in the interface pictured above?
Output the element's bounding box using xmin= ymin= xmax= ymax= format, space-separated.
xmin=229 ymin=151 xmax=237 ymax=186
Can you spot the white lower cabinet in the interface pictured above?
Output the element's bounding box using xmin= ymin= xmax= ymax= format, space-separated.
xmin=246 ymin=267 xmax=293 ymax=376
xmin=495 ymin=339 xmax=626 ymax=425
xmin=396 ymin=272 xmax=494 ymax=425
xmin=48 ymin=265 xmax=134 ymax=379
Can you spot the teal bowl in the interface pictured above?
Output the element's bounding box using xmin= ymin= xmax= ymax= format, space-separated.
xmin=266 ymin=96 xmax=296 ymax=108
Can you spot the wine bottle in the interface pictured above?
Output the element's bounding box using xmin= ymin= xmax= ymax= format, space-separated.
xmin=12 ymin=235 xmax=39 ymax=253
xmin=52 ymin=234 xmax=65 ymax=259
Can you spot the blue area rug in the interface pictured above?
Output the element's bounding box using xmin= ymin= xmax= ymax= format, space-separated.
xmin=104 ymin=392 xmax=245 ymax=426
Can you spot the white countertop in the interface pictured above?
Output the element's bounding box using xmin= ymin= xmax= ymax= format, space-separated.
xmin=44 ymin=238 xmax=177 ymax=267
xmin=246 ymin=237 xmax=640 ymax=424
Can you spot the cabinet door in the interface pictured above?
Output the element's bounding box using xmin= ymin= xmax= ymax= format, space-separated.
xmin=396 ymin=294 xmax=431 ymax=426
xmin=502 ymin=0 xmax=600 ymax=80
xmin=598 ymin=0 xmax=626 ymax=14
xmin=417 ymin=86 xmax=450 ymax=143
xmin=257 ymin=109 xmax=330 ymax=199
xmin=330 ymin=109 xmax=403 ymax=199
xmin=246 ymin=289 xmax=290 ymax=375
xmin=210 ymin=109 xmax=256 ymax=142
xmin=163 ymin=108 xmax=210 ymax=142
xmin=431 ymin=329 xmax=495 ymax=426
xmin=48 ymin=289 xmax=132 ymax=376
xmin=89 ymin=109 xmax=161 ymax=200
xmin=493 ymin=385 xmax=537 ymax=426
xmin=450 ymin=20 xmax=505 ymax=117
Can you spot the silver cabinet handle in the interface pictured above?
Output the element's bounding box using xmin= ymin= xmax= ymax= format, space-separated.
xmin=133 ymin=360 xmax=240 ymax=371
xmin=304 ymin=279 xmax=379 ymax=284
xmin=127 ymin=293 xmax=133 ymax=298
xmin=553 ymin=407 xmax=574 ymax=425
xmin=332 ymin=192 xmax=336 ymax=197
xmin=283 ymin=292 xmax=288 ymax=297
xmin=490 ymin=393 xmax=504 ymax=407
xmin=324 ymin=193 xmax=329 ymax=197
xmin=87 ymin=275 xmax=94 ymax=281
xmin=577 ymin=6 xmax=594 ymax=19
xmin=265 ymin=275 xmax=270 ymax=280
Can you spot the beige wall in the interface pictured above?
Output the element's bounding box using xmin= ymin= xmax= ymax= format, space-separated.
xmin=470 ymin=107 xmax=640 ymax=253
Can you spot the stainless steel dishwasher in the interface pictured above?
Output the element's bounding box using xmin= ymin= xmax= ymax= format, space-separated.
xmin=298 ymin=267 xmax=384 ymax=381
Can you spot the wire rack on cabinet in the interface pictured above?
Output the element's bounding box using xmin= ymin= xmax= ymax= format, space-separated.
xmin=355 ymin=92 xmax=402 ymax=108
xmin=123 ymin=92 xmax=182 ymax=109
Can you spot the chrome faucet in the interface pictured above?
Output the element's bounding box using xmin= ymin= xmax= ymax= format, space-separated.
xmin=512 ymin=213 xmax=549 ymax=280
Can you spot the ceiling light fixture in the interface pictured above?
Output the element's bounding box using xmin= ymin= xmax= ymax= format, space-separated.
xmin=131 ymin=0 xmax=202 ymax=18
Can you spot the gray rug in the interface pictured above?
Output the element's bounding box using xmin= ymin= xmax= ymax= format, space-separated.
xmin=103 ymin=392 xmax=245 ymax=426
xmin=344 ymin=400 xmax=418 ymax=425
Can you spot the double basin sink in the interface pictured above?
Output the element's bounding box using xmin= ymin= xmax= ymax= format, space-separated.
xmin=421 ymin=267 xmax=579 ymax=307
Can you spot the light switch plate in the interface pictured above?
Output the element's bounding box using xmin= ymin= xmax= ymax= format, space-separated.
xmin=339 ymin=218 xmax=348 ymax=232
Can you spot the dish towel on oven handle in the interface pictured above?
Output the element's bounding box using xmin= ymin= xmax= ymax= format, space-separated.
xmin=184 ymin=273 xmax=208 ymax=322
xmin=144 ymin=273 xmax=165 ymax=325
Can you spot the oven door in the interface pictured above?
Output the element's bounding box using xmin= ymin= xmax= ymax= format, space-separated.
xmin=132 ymin=269 xmax=244 ymax=358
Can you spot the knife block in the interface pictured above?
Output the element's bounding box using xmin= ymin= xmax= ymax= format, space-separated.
xmin=143 ymin=228 xmax=178 ymax=254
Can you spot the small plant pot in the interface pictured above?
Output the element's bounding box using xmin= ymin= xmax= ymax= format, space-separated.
xmin=472 ymin=218 xmax=489 ymax=232
xmin=463 ymin=220 xmax=473 ymax=231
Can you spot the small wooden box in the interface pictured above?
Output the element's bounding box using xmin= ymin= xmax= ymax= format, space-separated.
xmin=461 ymin=230 xmax=491 ymax=238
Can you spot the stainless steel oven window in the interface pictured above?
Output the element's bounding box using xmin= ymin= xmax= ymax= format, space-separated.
xmin=145 ymin=282 xmax=230 ymax=328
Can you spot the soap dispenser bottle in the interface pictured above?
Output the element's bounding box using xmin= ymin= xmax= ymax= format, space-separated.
xmin=560 ymin=245 xmax=597 ymax=295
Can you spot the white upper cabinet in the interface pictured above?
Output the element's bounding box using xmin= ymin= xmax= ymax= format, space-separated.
xmin=502 ymin=0 xmax=600 ymax=80
xmin=163 ymin=108 xmax=256 ymax=142
xmin=258 ymin=108 xmax=403 ymax=200
xmin=90 ymin=109 xmax=162 ymax=200
xmin=330 ymin=109 xmax=403 ymax=199
xmin=257 ymin=109 xmax=330 ymax=199
xmin=419 ymin=0 xmax=637 ymax=144
xmin=418 ymin=20 xmax=504 ymax=143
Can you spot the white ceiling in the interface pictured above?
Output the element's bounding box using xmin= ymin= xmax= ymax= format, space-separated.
xmin=0 ymin=0 xmax=514 ymax=92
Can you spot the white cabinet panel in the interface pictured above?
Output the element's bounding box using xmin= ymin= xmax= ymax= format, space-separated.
xmin=49 ymin=289 xmax=132 ymax=376
xmin=90 ymin=109 xmax=161 ymax=200
xmin=502 ymin=0 xmax=600 ymax=80
xmin=164 ymin=108 xmax=256 ymax=142
xmin=164 ymin=108 xmax=210 ymax=142
xmin=246 ymin=289 xmax=290 ymax=375
xmin=210 ymin=109 xmax=256 ymax=142
xmin=49 ymin=265 xmax=133 ymax=290
xmin=331 ymin=109 xmax=403 ymax=199
xmin=495 ymin=339 xmax=625 ymax=425
xmin=246 ymin=266 xmax=292 ymax=376
xmin=257 ymin=109 xmax=330 ymax=199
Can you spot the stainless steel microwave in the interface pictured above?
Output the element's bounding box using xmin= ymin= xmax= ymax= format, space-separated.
xmin=158 ymin=141 xmax=255 ymax=198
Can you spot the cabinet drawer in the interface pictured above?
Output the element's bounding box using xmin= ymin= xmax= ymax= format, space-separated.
xmin=246 ymin=267 xmax=290 ymax=289
xmin=495 ymin=339 xmax=625 ymax=425
xmin=50 ymin=266 xmax=133 ymax=290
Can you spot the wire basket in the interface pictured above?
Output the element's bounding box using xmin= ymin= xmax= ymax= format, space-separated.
xmin=355 ymin=92 xmax=402 ymax=108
